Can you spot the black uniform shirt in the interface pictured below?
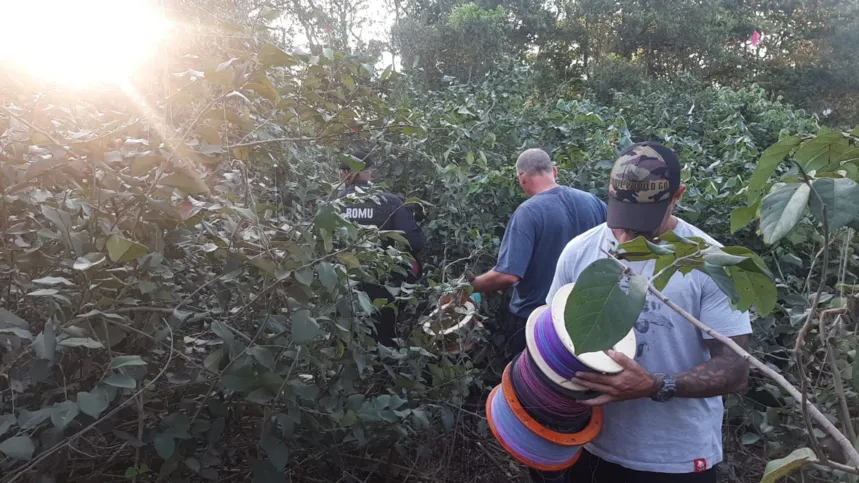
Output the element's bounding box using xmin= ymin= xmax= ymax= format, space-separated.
xmin=337 ymin=181 xmax=425 ymax=256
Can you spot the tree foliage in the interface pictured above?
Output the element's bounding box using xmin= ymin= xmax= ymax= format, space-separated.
xmin=1 ymin=0 xmax=859 ymax=481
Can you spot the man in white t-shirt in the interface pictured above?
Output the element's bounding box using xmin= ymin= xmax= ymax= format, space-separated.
xmin=537 ymin=142 xmax=751 ymax=483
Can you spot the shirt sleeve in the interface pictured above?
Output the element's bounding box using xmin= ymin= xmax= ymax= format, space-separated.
xmin=388 ymin=198 xmax=425 ymax=255
xmin=493 ymin=209 xmax=534 ymax=279
xmin=697 ymin=273 xmax=752 ymax=339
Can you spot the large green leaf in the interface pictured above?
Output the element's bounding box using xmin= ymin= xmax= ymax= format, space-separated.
xmin=154 ymin=433 xmax=175 ymax=460
xmin=106 ymin=235 xmax=149 ymax=263
xmin=760 ymin=183 xmax=810 ymax=245
xmin=760 ymin=447 xmax=817 ymax=483
xmin=0 ymin=308 xmax=29 ymax=329
xmin=747 ymin=272 xmax=777 ymax=315
xmin=77 ymin=388 xmax=110 ymax=418
xmin=317 ymin=261 xmax=338 ymax=291
xmin=73 ymin=252 xmax=106 ymax=270
xmin=730 ymin=270 xmax=756 ymax=312
xmin=18 ymin=408 xmax=51 ymax=429
xmin=291 ymin=310 xmax=320 ymax=345
xmin=0 ymin=414 xmax=15 ymax=437
xmin=701 ymin=247 xmax=748 ymax=267
xmin=564 ymin=259 xmax=648 ymax=354
xmin=108 ymin=355 xmax=147 ymax=369
xmin=808 ymin=177 xmax=859 ymax=230
xmin=260 ymin=434 xmax=290 ymax=471
xmin=0 ymin=326 xmax=32 ymax=339
xmin=721 ymin=247 xmax=774 ymax=279
xmin=259 ymin=43 xmax=297 ymax=67
xmin=836 ymin=148 xmax=859 ymax=166
xmin=160 ymin=169 xmax=210 ymax=194
xmin=51 ymin=401 xmax=79 ymax=430
xmin=617 ymin=236 xmax=659 ymax=262
xmin=747 ymin=136 xmax=800 ymax=204
xmin=33 ymin=276 xmax=74 ymax=286
xmin=794 ymin=132 xmax=849 ymax=172
xmin=0 ymin=436 xmax=35 ymax=461
xmin=58 ymin=337 xmax=104 ymax=349
xmin=730 ymin=203 xmax=758 ymax=234
xmin=702 ymin=263 xmax=740 ymax=305
xmin=104 ymin=374 xmax=137 ymax=389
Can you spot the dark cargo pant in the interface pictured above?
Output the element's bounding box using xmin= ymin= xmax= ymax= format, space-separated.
xmin=530 ymin=450 xmax=718 ymax=483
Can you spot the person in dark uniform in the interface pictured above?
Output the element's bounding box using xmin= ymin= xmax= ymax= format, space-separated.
xmin=337 ymin=149 xmax=425 ymax=346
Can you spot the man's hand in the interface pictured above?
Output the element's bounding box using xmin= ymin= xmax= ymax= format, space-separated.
xmin=571 ymin=350 xmax=660 ymax=406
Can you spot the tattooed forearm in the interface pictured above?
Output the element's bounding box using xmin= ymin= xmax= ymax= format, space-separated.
xmin=673 ymin=335 xmax=750 ymax=398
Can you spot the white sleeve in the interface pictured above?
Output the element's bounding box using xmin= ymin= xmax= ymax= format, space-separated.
xmin=698 ymin=273 xmax=753 ymax=339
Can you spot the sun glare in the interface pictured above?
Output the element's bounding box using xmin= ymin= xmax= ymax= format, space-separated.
xmin=0 ymin=0 xmax=167 ymax=87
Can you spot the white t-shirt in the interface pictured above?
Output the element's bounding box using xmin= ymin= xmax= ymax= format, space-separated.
xmin=546 ymin=219 xmax=752 ymax=474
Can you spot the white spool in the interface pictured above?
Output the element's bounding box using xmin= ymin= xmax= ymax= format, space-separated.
xmin=422 ymin=300 xmax=477 ymax=337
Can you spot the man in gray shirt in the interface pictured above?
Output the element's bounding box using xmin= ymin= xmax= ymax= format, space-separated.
xmin=538 ymin=142 xmax=751 ymax=482
xmin=469 ymin=149 xmax=606 ymax=356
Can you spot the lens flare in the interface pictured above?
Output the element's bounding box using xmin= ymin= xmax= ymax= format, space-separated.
xmin=0 ymin=0 xmax=167 ymax=86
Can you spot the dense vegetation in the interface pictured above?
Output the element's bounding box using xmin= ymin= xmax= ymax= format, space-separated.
xmin=0 ymin=0 xmax=858 ymax=482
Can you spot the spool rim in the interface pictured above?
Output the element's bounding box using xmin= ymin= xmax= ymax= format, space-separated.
xmin=422 ymin=300 xmax=476 ymax=337
xmin=525 ymin=305 xmax=588 ymax=391
xmin=502 ymin=360 xmax=603 ymax=446
xmin=549 ymin=283 xmax=637 ymax=374
xmin=485 ymin=385 xmax=583 ymax=472
xmin=443 ymin=321 xmax=484 ymax=354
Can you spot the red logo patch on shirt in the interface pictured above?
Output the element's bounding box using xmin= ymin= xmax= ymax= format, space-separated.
xmin=693 ymin=459 xmax=707 ymax=472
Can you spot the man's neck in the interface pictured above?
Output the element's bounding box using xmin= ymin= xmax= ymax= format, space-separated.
xmin=612 ymin=216 xmax=679 ymax=243
xmin=531 ymin=180 xmax=559 ymax=196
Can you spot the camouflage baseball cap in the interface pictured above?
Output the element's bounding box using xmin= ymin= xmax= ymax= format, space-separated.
xmin=607 ymin=142 xmax=681 ymax=233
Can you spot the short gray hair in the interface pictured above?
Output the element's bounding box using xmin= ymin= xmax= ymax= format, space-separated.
xmin=515 ymin=148 xmax=553 ymax=176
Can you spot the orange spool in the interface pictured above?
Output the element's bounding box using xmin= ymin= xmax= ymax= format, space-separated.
xmin=501 ymin=361 xmax=603 ymax=446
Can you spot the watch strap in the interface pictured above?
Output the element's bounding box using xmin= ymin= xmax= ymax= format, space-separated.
xmin=652 ymin=373 xmax=676 ymax=402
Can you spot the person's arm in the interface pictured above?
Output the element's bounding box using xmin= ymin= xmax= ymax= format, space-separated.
xmin=471 ymin=210 xmax=533 ymax=294
xmin=672 ymin=336 xmax=750 ymax=397
xmin=571 ymin=336 xmax=750 ymax=405
xmin=471 ymin=270 xmax=520 ymax=293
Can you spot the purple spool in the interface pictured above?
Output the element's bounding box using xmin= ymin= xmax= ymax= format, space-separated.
xmin=511 ymin=351 xmax=591 ymax=433
xmin=534 ymin=308 xmax=595 ymax=379
xmin=525 ymin=348 xmax=599 ymax=401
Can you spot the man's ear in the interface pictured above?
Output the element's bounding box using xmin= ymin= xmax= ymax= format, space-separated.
xmin=553 ymin=166 xmax=559 ymax=178
xmin=674 ymin=184 xmax=687 ymax=202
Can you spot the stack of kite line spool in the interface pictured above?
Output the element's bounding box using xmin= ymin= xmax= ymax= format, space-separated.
xmin=485 ymin=283 xmax=637 ymax=471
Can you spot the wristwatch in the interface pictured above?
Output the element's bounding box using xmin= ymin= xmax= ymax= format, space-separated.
xmin=651 ymin=373 xmax=676 ymax=402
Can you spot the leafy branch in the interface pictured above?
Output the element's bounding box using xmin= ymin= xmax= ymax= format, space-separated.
xmin=597 ymin=251 xmax=859 ymax=472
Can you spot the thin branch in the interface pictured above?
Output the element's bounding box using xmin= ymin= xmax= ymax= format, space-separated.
xmin=821 ymin=308 xmax=856 ymax=443
xmin=792 ymin=166 xmax=831 ymax=458
xmin=0 ymin=106 xmax=65 ymax=146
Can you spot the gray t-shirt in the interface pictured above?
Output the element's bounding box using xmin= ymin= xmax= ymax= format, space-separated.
xmin=494 ymin=186 xmax=606 ymax=319
xmin=546 ymin=219 xmax=752 ymax=474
